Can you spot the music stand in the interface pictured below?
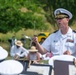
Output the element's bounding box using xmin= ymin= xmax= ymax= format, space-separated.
xmin=21 ymin=64 xmax=52 ymax=75
xmin=54 ymin=60 xmax=76 ymax=75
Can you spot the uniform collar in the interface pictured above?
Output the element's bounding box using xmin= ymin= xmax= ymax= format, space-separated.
xmin=58 ymin=27 xmax=72 ymax=38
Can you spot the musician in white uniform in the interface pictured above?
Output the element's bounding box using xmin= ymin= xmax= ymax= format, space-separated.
xmin=10 ymin=40 xmax=28 ymax=60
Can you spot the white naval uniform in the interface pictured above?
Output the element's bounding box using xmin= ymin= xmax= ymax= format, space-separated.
xmin=10 ymin=45 xmax=28 ymax=58
xmin=42 ymin=27 xmax=76 ymax=57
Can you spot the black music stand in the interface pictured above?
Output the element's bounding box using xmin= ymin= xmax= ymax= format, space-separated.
xmin=21 ymin=64 xmax=52 ymax=75
xmin=54 ymin=60 xmax=76 ymax=75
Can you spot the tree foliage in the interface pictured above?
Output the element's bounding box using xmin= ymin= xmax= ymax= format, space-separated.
xmin=0 ymin=0 xmax=48 ymax=33
xmin=38 ymin=0 xmax=76 ymax=25
xmin=0 ymin=0 xmax=76 ymax=33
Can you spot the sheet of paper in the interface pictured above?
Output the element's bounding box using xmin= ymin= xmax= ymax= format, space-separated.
xmin=27 ymin=65 xmax=50 ymax=75
xmin=69 ymin=65 xmax=76 ymax=75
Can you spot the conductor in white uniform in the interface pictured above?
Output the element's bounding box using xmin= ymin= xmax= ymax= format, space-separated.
xmin=32 ymin=8 xmax=76 ymax=57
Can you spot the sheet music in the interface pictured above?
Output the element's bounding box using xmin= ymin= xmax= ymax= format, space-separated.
xmin=69 ymin=65 xmax=76 ymax=75
xmin=27 ymin=65 xmax=50 ymax=75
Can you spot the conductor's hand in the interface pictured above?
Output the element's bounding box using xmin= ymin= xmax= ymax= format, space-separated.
xmin=63 ymin=50 xmax=71 ymax=55
xmin=32 ymin=37 xmax=38 ymax=43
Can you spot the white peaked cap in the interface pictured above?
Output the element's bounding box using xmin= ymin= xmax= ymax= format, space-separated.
xmin=48 ymin=55 xmax=76 ymax=68
xmin=0 ymin=60 xmax=23 ymax=75
xmin=0 ymin=46 xmax=8 ymax=60
xmin=54 ymin=8 xmax=72 ymax=19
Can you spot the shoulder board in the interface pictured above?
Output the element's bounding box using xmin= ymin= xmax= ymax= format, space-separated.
xmin=53 ymin=30 xmax=58 ymax=33
xmin=73 ymin=30 xmax=76 ymax=33
xmin=48 ymin=30 xmax=58 ymax=35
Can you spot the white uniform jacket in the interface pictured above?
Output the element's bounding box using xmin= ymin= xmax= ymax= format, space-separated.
xmin=10 ymin=45 xmax=28 ymax=57
xmin=42 ymin=27 xmax=76 ymax=57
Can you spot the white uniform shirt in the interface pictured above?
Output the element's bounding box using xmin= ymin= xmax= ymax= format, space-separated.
xmin=42 ymin=27 xmax=76 ymax=57
xmin=10 ymin=45 xmax=28 ymax=57
xmin=29 ymin=53 xmax=37 ymax=60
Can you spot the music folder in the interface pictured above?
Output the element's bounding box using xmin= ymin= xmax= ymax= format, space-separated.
xmin=54 ymin=60 xmax=76 ymax=75
xmin=26 ymin=64 xmax=52 ymax=75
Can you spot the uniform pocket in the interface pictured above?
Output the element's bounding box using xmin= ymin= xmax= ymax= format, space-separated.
xmin=54 ymin=43 xmax=60 ymax=50
xmin=68 ymin=42 xmax=75 ymax=47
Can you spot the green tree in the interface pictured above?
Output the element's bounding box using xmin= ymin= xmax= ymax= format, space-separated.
xmin=38 ymin=0 xmax=76 ymax=25
xmin=0 ymin=0 xmax=48 ymax=33
xmin=0 ymin=0 xmax=76 ymax=33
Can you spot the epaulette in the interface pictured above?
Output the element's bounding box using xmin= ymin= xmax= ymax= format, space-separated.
xmin=48 ymin=30 xmax=58 ymax=35
xmin=73 ymin=30 xmax=76 ymax=33
xmin=53 ymin=30 xmax=58 ymax=33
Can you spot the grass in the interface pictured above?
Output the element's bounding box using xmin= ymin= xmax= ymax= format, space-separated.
xmin=40 ymin=60 xmax=48 ymax=64
xmin=5 ymin=57 xmax=48 ymax=65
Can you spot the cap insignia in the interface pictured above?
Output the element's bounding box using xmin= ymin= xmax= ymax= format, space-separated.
xmin=56 ymin=10 xmax=61 ymax=15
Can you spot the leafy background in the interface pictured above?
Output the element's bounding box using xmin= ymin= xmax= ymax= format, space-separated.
xmin=0 ymin=0 xmax=76 ymax=34
xmin=0 ymin=0 xmax=76 ymax=54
